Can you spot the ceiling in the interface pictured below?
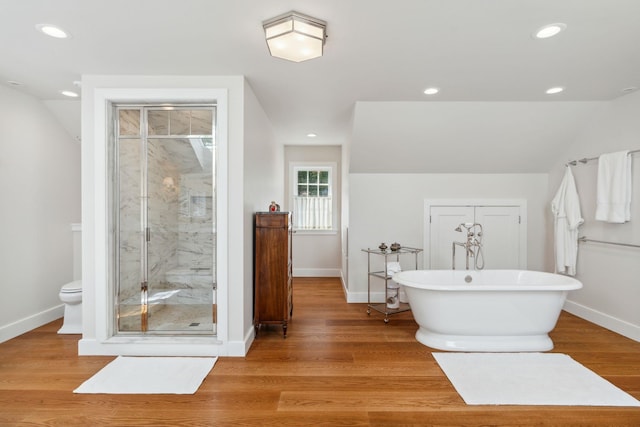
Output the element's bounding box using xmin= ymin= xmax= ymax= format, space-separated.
xmin=2 ymin=0 xmax=640 ymax=172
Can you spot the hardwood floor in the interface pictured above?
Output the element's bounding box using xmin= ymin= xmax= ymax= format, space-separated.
xmin=1 ymin=277 xmax=639 ymax=426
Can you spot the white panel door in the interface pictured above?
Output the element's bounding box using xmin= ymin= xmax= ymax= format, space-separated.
xmin=428 ymin=204 xmax=524 ymax=270
xmin=475 ymin=206 xmax=521 ymax=269
xmin=429 ymin=206 xmax=474 ymax=269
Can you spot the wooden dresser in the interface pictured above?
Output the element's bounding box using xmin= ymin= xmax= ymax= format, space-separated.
xmin=254 ymin=212 xmax=292 ymax=337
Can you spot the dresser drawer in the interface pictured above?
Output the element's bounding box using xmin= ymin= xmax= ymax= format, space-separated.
xmin=255 ymin=212 xmax=290 ymax=228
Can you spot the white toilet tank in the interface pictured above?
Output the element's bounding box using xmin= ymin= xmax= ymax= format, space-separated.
xmin=58 ymin=224 xmax=83 ymax=334
xmin=72 ymin=223 xmax=82 ymax=280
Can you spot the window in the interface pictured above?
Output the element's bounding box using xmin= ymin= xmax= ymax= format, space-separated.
xmin=291 ymin=163 xmax=335 ymax=231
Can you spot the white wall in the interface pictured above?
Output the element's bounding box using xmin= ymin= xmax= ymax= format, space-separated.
xmin=548 ymin=90 xmax=640 ymax=341
xmin=242 ymin=80 xmax=282 ymax=347
xmin=0 ymin=84 xmax=80 ymax=343
xmin=341 ymin=135 xmax=351 ymax=290
xmin=347 ymin=173 xmax=548 ymax=302
xmin=351 ymin=101 xmax=601 ymax=174
xmin=284 ymin=145 xmax=342 ymax=277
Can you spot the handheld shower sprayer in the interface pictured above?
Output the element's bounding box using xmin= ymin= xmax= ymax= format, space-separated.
xmin=452 ymin=222 xmax=485 ymax=270
xmin=455 ymin=223 xmax=479 ymax=233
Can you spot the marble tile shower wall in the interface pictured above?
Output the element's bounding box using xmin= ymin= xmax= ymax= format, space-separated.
xmin=116 ymin=108 xmax=215 ymax=304
xmin=147 ymin=139 xmax=180 ymax=288
xmin=118 ymin=138 xmax=142 ymax=303
xmin=178 ymin=172 xmax=215 ymax=283
xmin=117 ymin=139 xmax=179 ymax=302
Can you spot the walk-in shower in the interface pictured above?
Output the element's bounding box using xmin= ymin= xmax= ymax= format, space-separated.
xmin=112 ymin=104 xmax=216 ymax=335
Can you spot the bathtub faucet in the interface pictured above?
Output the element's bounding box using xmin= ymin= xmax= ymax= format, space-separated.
xmin=452 ymin=223 xmax=485 ymax=270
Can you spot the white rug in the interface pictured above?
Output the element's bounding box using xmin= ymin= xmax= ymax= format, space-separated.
xmin=74 ymin=356 xmax=217 ymax=394
xmin=433 ymin=352 xmax=640 ymax=406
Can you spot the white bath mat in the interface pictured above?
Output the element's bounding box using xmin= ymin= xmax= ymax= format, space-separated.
xmin=74 ymin=356 xmax=217 ymax=394
xmin=433 ymin=352 xmax=640 ymax=406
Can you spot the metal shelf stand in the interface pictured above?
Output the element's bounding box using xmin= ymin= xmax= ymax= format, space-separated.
xmin=362 ymin=246 xmax=423 ymax=323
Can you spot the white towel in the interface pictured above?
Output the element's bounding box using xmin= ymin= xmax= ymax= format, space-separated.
xmin=595 ymin=151 xmax=632 ymax=223
xmin=386 ymin=262 xmax=402 ymax=275
xmin=551 ymin=166 xmax=583 ymax=276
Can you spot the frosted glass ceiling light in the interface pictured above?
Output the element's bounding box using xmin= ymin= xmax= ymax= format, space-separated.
xmin=263 ymin=11 xmax=327 ymax=62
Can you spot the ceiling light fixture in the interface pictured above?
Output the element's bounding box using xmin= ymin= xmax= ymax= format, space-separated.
xmin=263 ymin=11 xmax=327 ymax=62
xmin=534 ymin=23 xmax=567 ymax=39
xmin=307 ymin=133 xmax=317 ymax=138
xmin=423 ymin=87 xmax=440 ymax=95
xmin=35 ymin=24 xmax=71 ymax=39
xmin=546 ymin=86 xmax=565 ymax=95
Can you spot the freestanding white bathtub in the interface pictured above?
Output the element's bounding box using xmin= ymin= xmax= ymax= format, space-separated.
xmin=392 ymin=270 xmax=582 ymax=352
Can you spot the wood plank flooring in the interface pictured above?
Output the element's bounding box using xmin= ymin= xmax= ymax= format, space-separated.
xmin=1 ymin=277 xmax=639 ymax=426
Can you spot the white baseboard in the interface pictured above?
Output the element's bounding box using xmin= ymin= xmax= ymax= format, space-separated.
xmin=293 ymin=268 xmax=341 ymax=277
xmin=345 ymin=290 xmax=387 ymax=304
xmin=78 ymin=327 xmax=252 ymax=357
xmin=78 ymin=336 xmax=230 ymax=356
xmin=78 ymin=338 xmax=249 ymax=357
xmin=564 ymin=300 xmax=640 ymax=342
xmin=340 ymin=273 xmax=348 ymax=300
xmin=0 ymin=305 xmax=64 ymax=344
xmin=225 ymin=340 xmax=251 ymax=357
xmin=225 ymin=326 xmax=255 ymax=357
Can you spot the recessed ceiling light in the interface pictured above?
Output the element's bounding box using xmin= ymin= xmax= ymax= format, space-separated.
xmin=622 ymin=87 xmax=637 ymax=93
xmin=7 ymin=80 xmax=23 ymax=86
xmin=307 ymin=133 xmax=317 ymax=138
xmin=546 ymin=86 xmax=565 ymax=95
xmin=534 ymin=23 xmax=567 ymax=39
xmin=61 ymin=90 xmax=79 ymax=98
xmin=423 ymin=87 xmax=439 ymax=95
xmin=35 ymin=24 xmax=71 ymax=39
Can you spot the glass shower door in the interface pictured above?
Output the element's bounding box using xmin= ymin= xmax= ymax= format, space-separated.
xmin=116 ymin=108 xmax=144 ymax=332
xmin=115 ymin=105 xmax=216 ymax=335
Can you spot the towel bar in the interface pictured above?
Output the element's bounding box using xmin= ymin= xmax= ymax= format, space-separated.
xmin=567 ymin=149 xmax=640 ymax=166
xmin=578 ymin=236 xmax=640 ymax=249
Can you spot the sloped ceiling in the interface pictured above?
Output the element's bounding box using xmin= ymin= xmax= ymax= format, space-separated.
xmin=2 ymin=1 xmax=640 ymax=173
xmin=42 ymin=100 xmax=81 ymax=143
xmin=350 ymin=101 xmax=604 ymax=173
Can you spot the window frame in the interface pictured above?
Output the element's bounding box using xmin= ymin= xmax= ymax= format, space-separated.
xmin=289 ymin=162 xmax=337 ymax=234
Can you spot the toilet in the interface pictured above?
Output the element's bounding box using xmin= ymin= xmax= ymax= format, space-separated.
xmin=58 ymin=280 xmax=82 ymax=334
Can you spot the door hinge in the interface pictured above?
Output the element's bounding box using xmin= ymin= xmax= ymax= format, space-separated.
xmin=141 ymin=281 xmax=148 ymax=292
xmin=146 ymin=227 xmax=151 ymax=242
xmin=519 ymin=215 xmax=521 ymax=224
